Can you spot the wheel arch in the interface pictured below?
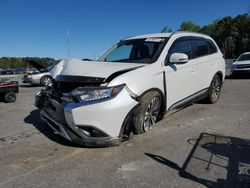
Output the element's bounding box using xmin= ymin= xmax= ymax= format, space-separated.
xmin=137 ymin=88 xmax=166 ymax=115
xmin=119 ymin=87 xmax=166 ymax=139
xmin=215 ymin=71 xmax=224 ymax=82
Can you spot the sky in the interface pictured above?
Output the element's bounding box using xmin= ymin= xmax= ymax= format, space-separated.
xmin=0 ymin=0 xmax=249 ymax=59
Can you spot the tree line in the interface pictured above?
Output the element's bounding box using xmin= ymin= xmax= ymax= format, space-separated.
xmin=178 ymin=14 xmax=250 ymax=58
xmin=0 ymin=57 xmax=59 ymax=69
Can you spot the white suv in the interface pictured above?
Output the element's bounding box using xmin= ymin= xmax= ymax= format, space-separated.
xmin=35 ymin=32 xmax=225 ymax=147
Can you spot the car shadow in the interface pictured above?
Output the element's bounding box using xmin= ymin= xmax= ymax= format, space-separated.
xmin=24 ymin=109 xmax=81 ymax=147
xmin=225 ymin=74 xmax=250 ymax=80
xmin=0 ymin=94 xmax=5 ymax=102
xmin=20 ymin=84 xmax=42 ymax=88
xmin=146 ymin=133 xmax=250 ymax=188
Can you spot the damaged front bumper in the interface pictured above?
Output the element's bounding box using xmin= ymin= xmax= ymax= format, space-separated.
xmin=40 ymin=109 xmax=121 ymax=147
xmin=35 ymin=86 xmax=138 ymax=147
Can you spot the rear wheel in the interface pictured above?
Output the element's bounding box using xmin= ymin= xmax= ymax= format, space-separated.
xmin=4 ymin=92 xmax=16 ymax=103
xmin=206 ymin=74 xmax=222 ymax=104
xmin=133 ymin=91 xmax=162 ymax=134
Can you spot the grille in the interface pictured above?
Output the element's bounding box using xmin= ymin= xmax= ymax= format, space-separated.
xmin=236 ymin=64 xmax=250 ymax=69
xmin=55 ymin=81 xmax=101 ymax=92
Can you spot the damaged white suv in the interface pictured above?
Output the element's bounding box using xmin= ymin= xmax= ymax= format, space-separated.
xmin=35 ymin=32 xmax=225 ymax=147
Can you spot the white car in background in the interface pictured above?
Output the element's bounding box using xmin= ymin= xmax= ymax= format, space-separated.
xmin=231 ymin=52 xmax=250 ymax=77
xmin=35 ymin=32 xmax=225 ymax=147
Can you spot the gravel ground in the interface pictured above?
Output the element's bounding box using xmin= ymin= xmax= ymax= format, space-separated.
xmin=0 ymin=75 xmax=250 ymax=188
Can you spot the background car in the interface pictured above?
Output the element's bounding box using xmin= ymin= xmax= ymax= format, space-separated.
xmin=231 ymin=52 xmax=250 ymax=77
xmin=22 ymin=61 xmax=56 ymax=86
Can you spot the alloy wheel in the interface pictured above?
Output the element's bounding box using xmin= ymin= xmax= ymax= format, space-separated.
xmin=211 ymin=77 xmax=221 ymax=101
xmin=143 ymin=96 xmax=161 ymax=132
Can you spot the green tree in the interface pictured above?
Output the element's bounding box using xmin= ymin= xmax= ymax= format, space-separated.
xmin=233 ymin=14 xmax=250 ymax=56
xmin=200 ymin=14 xmax=250 ymax=58
xmin=0 ymin=57 xmax=59 ymax=69
xmin=179 ymin=21 xmax=201 ymax=32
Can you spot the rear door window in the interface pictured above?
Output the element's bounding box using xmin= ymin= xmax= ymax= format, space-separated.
xmin=190 ymin=39 xmax=209 ymax=58
xmin=207 ymin=40 xmax=217 ymax=54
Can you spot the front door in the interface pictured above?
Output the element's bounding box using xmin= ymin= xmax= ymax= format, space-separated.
xmin=163 ymin=38 xmax=197 ymax=110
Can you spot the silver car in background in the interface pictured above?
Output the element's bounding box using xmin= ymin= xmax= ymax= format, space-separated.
xmin=231 ymin=52 xmax=250 ymax=76
xmin=22 ymin=61 xmax=56 ymax=86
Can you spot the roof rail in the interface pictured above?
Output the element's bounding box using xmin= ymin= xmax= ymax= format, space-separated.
xmin=120 ymin=36 xmax=133 ymax=41
xmin=170 ymin=31 xmax=210 ymax=38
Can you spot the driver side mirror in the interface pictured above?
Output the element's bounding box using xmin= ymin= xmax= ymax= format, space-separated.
xmin=169 ymin=53 xmax=189 ymax=64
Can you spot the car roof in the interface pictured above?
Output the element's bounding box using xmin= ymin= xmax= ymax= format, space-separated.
xmin=241 ymin=52 xmax=250 ymax=55
xmin=123 ymin=31 xmax=211 ymax=41
xmin=124 ymin=33 xmax=173 ymax=40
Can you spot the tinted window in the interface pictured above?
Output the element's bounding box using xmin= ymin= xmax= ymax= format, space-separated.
xmin=238 ymin=54 xmax=250 ymax=61
xmin=169 ymin=40 xmax=191 ymax=58
xmin=191 ymin=40 xmax=209 ymax=58
xmin=207 ymin=40 xmax=217 ymax=54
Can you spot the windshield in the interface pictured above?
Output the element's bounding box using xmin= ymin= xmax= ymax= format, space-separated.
xmin=47 ymin=64 xmax=54 ymax=71
xmin=47 ymin=62 xmax=59 ymax=71
xmin=98 ymin=38 xmax=168 ymax=64
xmin=238 ymin=54 xmax=250 ymax=61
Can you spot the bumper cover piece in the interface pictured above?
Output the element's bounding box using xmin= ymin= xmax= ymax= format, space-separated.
xmin=40 ymin=109 xmax=120 ymax=147
xmin=35 ymin=86 xmax=138 ymax=147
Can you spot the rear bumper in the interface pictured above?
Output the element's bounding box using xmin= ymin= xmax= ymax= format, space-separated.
xmin=36 ymin=87 xmax=138 ymax=147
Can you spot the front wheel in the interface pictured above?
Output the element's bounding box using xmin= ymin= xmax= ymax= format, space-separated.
xmin=206 ymin=74 xmax=222 ymax=104
xmin=40 ymin=76 xmax=52 ymax=86
xmin=133 ymin=91 xmax=162 ymax=134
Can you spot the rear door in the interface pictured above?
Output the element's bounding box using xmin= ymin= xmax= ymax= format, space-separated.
xmin=190 ymin=38 xmax=216 ymax=92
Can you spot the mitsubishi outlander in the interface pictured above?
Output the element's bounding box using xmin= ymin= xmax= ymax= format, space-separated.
xmin=35 ymin=32 xmax=225 ymax=147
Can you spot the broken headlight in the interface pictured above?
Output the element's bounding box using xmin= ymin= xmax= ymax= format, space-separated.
xmin=72 ymin=84 xmax=125 ymax=102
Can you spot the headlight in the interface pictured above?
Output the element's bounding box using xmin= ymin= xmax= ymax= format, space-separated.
xmin=231 ymin=63 xmax=236 ymax=70
xmin=72 ymin=84 xmax=125 ymax=102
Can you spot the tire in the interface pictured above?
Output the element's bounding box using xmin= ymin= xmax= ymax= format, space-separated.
xmin=4 ymin=92 xmax=16 ymax=103
xmin=40 ymin=76 xmax=51 ymax=86
xmin=133 ymin=91 xmax=162 ymax=134
xmin=206 ymin=74 xmax=222 ymax=104
xmin=230 ymin=72 xmax=236 ymax=79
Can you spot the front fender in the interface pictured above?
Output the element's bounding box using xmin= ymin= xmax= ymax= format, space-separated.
xmin=107 ymin=63 xmax=165 ymax=97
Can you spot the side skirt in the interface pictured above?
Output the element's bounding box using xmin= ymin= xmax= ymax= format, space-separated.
xmin=167 ymin=88 xmax=209 ymax=113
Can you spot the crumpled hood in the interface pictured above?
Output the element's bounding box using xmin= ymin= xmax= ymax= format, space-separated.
xmin=50 ymin=58 xmax=144 ymax=80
